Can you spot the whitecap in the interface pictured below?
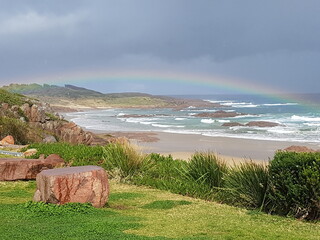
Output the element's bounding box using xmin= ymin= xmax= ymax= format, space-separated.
xmin=201 ymin=119 xmax=215 ymax=124
xmin=291 ymin=115 xmax=320 ymax=122
xmin=175 ymin=117 xmax=186 ymax=121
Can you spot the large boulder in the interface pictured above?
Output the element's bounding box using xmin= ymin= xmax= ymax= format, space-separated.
xmin=33 ymin=166 xmax=109 ymax=208
xmin=0 ymin=154 xmax=65 ymax=181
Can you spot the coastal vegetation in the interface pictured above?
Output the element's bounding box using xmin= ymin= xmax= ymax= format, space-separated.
xmin=24 ymin=142 xmax=320 ymax=221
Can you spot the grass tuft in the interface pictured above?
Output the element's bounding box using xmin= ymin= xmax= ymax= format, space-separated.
xmin=222 ymin=161 xmax=269 ymax=209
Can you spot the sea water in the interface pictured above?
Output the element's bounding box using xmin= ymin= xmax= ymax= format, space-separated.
xmin=66 ymin=94 xmax=320 ymax=143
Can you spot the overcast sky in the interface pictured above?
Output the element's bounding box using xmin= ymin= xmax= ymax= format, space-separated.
xmin=0 ymin=0 xmax=319 ymax=94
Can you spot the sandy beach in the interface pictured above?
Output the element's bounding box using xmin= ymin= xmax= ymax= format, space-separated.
xmin=95 ymin=130 xmax=320 ymax=163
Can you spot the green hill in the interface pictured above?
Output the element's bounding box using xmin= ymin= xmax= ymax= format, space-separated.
xmin=2 ymin=83 xmax=103 ymax=98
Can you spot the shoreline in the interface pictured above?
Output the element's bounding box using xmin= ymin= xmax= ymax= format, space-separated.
xmin=95 ymin=130 xmax=320 ymax=162
xmin=61 ymin=111 xmax=320 ymax=163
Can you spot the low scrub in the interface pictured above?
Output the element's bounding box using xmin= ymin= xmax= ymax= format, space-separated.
xmin=0 ymin=116 xmax=36 ymax=144
xmin=267 ymin=151 xmax=320 ymax=220
xmin=0 ymin=89 xmax=26 ymax=106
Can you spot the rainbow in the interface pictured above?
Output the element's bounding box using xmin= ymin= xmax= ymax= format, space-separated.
xmin=5 ymin=69 xmax=319 ymax=108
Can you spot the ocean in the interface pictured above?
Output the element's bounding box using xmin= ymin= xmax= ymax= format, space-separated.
xmin=66 ymin=94 xmax=320 ymax=143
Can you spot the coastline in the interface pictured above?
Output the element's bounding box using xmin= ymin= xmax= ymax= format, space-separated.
xmin=61 ymin=110 xmax=320 ymax=163
xmin=95 ymin=130 xmax=319 ymax=163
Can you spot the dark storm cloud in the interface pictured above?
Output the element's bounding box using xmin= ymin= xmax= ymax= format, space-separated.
xmin=0 ymin=0 xmax=319 ymax=93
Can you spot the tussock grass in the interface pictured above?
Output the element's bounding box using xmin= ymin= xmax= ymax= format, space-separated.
xmin=102 ymin=141 xmax=152 ymax=180
xmin=184 ymin=152 xmax=228 ymax=188
xmin=222 ymin=161 xmax=269 ymax=209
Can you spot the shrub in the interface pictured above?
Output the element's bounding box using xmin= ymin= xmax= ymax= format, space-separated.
xmin=268 ymin=151 xmax=320 ymax=220
xmin=222 ymin=161 xmax=269 ymax=209
xmin=0 ymin=116 xmax=32 ymax=144
xmin=102 ymin=142 xmax=152 ymax=180
xmin=184 ymin=152 xmax=228 ymax=189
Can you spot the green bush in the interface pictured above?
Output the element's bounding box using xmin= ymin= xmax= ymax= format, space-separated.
xmin=222 ymin=161 xmax=269 ymax=209
xmin=268 ymin=151 xmax=320 ymax=220
xmin=0 ymin=116 xmax=32 ymax=144
xmin=184 ymin=152 xmax=228 ymax=189
xmin=25 ymin=142 xmax=104 ymax=165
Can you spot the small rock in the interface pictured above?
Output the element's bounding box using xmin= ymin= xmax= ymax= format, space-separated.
xmin=43 ymin=135 xmax=57 ymax=143
xmin=23 ymin=149 xmax=38 ymax=157
xmin=33 ymin=166 xmax=109 ymax=208
xmin=0 ymin=135 xmax=15 ymax=145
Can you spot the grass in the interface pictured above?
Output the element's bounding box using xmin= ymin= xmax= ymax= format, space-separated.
xmin=25 ymin=142 xmax=104 ymax=166
xmin=102 ymin=142 xmax=152 ymax=180
xmin=222 ymin=161 xmax=269 ymax=209
xmin=0 ymin=180 xmax=319 ymax=239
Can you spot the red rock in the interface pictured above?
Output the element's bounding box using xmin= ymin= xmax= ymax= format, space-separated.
xmin=283 ymin=145 xmax=317 ymax=153
xmin=33 ymin=166 xmax=109 ymax=208
xmin=0 ymin=154 xmax=65 ymax=181
xmin=245 ymin=121 xmax=281 ymax=127
xmin=0 ymin=135 xmax=15 ymax=145
xmin=222 ymin=122 xmax=244 ymax=127
xmin=195 ymin=111 xmax=246 ymax=118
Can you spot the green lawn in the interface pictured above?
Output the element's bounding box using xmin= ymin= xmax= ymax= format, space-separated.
xmin=0 ymin=180 xmax=319 ymax=240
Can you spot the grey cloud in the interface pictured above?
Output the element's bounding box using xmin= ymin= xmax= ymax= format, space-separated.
xmin=0 ymin=0 xmax=319 ymax=93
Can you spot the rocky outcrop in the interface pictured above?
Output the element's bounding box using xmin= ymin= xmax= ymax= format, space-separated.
xmin=283 ymin=145 xmax=318 ymax=153
xmin=222 ymin=122 xmax=244 ymax=127
xmin=33 ymin=166 xmax=109 ymax=208
xmin=245 ymin=121 xmax=281 ymax=127
xmin=0 ymin=102 xmax=94 ymax=145
xmin=222 ymin=121 xmax=282 ymax=128
xmin=0 ymin=154 xmax=65 ymax=181
xmin=195 ymin=110 xmax=247 ymax=118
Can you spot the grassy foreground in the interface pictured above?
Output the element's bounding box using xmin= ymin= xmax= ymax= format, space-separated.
xmin=0 ymin=180 xmax=319 ymax=240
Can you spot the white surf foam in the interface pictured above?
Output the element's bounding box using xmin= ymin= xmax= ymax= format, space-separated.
xmin=201 ymin=119 xmax=215 ymax=124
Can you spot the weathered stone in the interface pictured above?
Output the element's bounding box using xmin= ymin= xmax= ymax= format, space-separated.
xmin=43 ymin=135 xmax=57 ymax=143
xmin=195 ymin=110 xmax=247 ymax=118
xmin=1 ymin=103 xmax=9 ymax=110
xmin=245 ymin=121 xmax=281 ymax=127
xmin=23 ymin=148 xmax=38 ymax=157
xmin=0 ymin=154 xmax=65 ymax=181
xmin=0 ymin=135 xmax=15 ymax=145
xmin=33 ymin=166 xmax=109 ymax=208
xmin=222 ymin=122 xmax=244 ymax=127
xmin=283 ymin=145 xmax=317 ymax=153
